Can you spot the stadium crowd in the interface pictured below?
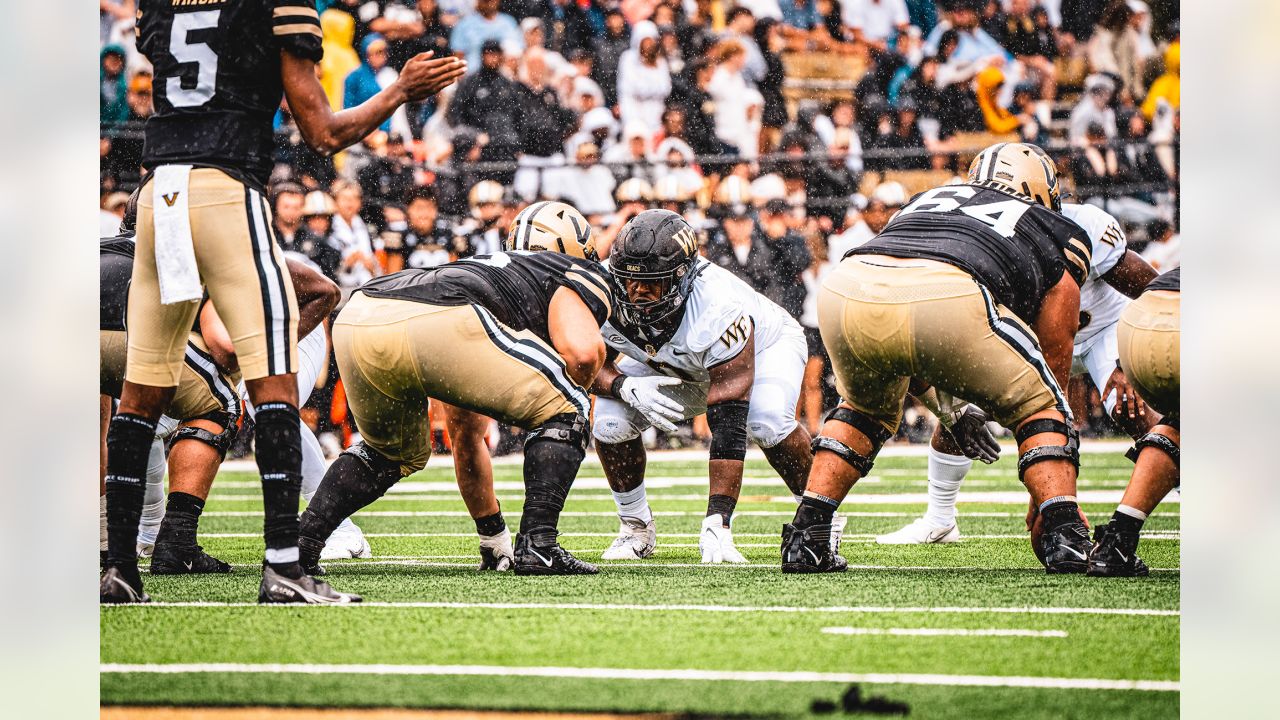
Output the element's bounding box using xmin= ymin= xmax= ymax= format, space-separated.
xmin=100 ymin=0 xmax=1180 ymax=457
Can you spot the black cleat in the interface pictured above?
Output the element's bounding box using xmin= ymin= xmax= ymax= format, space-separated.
xmin=258 ymin=564 xmax=361 ymax=604
xmin=781 ymin=523 xmax=848 ymax=573
xmin=100 ymin=565 xmax=151 ymax=604
xmin=513 ymin=533 xmax=599 ymax=575
xmin=1040 ymin=521 xmax=1092 ymax=574
xmin=1087 ymin=522 xmax=1150 ymax=577
xmin=150 ymin=543 xmax=232 ymax=575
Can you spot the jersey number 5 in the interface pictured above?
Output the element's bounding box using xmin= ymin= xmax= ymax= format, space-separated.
xmin=167 ymin=10 xmax=221 ymax=108
xmin=898 ymin=186 xmax=1030 ymax=239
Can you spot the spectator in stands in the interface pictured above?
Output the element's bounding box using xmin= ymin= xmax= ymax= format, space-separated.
xmin=722 ymin=7 xmax=768 ymax=87
xmin=361 ymin=0 xmax=431 ymax=70
xmin=397 ymin=0 xmax=454 ymax=68
xmin=708 ymin=41 xmax=763 ymax=156
xmin=320 ymin=10 xmax=361 ymax=112
xmin=521 ymin=18 xmax=565 ymax=73
xmin=299 ymin=191 xmax=343 ymax=282
xmin=566 ymin=106 xmax=620 ymax=159
xmin=829 ymin=180 xmax=906 ymax=259
xmin=532 ymin=0 xmax=593 ymax=57
xmin=448 ymin=40 xmax=525 ymax=182
xmin=271 ymin=184 xmax=309 ymax=253
xmin=1139 ymin=218 xmax=1179 ymax=271
xmin=604 ymin=123 xmax=656 ymax=185
xmin=357 ymin=132 xmax=417 ymax=212
xmin=451 ymin=0 xmax=523 ymax=71
xmin=100 ymin=192 xmax=129 ymax=237
xmin=330 ymin=180 xmax=381 ymax=298
xmin=344 ymin=35 xmax=402 ymax=135
xmin=658 ymin=26 xmax=687 ymax=76
xmin=1058 ymin=0 xmax=1109 ymax=47
xmin=100 ymin=44 xmax=129 ymax=127
xmin=814 ymin=99 xmax=866 ymax=179
xmin=668 ymin=59 xmax=721 ymax=156
xmin=1087 ymin=0 xmax=1143 ymax=102
xmin=927 ymin=0 xmax=1019 ymax=107
xmin=1014 ymin=82 xmax=1050 ymax=146
xmin=592 ymin=10 xmax=631 ymax=108
xmin=1072 ymin=121 xmax=1119 ymax=189
xmin=651 ymin=137 xmax=704 ymax=197
xmin=806 ymin=128 xmax=861 ymax=229
xmin=706 ymin=200 xmax=774 ymax=297
xmin=513 ymin=47 xmax=577 ymax=200
xmin=100 ymin=0 xmax=134 ymax=44
xmin=842 ymin=0 xmax=911 ymax=51
xmin=1141 ymin=40 xmax=1179 ymax=120
xmin=389 ymin=186 xmax=453 ymax=272
xmin=617 ymin=21 xmax=673 ymax=134
xmin=780 ymin=0 xmax=821 ymax=32
xmin=548 ymin=143 xmax=618 ymax=219
xmin=988 ymin=0 xmax=1057 ymax=103
xmin=1069 ymin=73 xmax=1118 ymax=146
xmin=1116 ymin=109 xmax=1166 ymax=189
xmin=754 ymin=18 xmax=790 ymax=154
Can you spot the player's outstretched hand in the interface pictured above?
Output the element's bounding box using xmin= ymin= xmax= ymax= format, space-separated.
xmin=948 ymin=404 xmax=1001 ymax=464
xmin=397 ymin=52 xmax=466 ymax=102
xmin=1102 ymin=366 xmax=1146 ymax=421
xmin=618 ymin=376 xmax=685 ymax=433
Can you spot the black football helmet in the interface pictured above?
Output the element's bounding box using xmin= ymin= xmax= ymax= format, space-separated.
xmin=608 ymin=209 xmax=704 ymax=328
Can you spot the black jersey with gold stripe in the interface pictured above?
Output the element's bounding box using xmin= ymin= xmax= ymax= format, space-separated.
xmin=137 ymin=0 xmax=323 ymax=189
xmin=851 ymin=184 xmax=1091 ymax=324
xmin=358 ymin=250 xmax=614 ymax=343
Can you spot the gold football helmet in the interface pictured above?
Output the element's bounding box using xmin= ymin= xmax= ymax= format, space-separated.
xmin=506 ymin=200 xmax=598 ymax=261
xmin=967 ymin=142 xmax=1061 ymax=211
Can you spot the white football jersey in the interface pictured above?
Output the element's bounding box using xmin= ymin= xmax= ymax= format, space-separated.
xmin=1062 ymin=203 xmax=1129 ymax=349
xmin=602 ymin=259 xmax=800 ymax=382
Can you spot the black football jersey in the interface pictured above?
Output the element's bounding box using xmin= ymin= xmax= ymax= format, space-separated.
xmin=851 ymin=184 xmax=1092 ymax=323
xmin=137 ymin=0 xmax=324 ymax=189
xmin=101 ymin=236 xmax=137 ymax=332
xmin=1146 ymin=267 xmax=1180 ymax=293
xmin=358 ymin=250 xmax=615 ymax=343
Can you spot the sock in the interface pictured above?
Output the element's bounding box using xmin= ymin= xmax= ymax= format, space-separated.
xmin=255 ymin=403 xmax=303 ymax=575
xmin=1112 ymin=505 xmax=1147 ymax=534
xmin=105 ymin=413 xmax=159 ymax=567
xmin=520 ymin=438 xmax=585 ymax=545
xmin=1039 ymin=496 xmax=1081 ymax=531
xmin=612 ymin=484 xmax=652 ymax=524
xmin=475 ymin=510 xmax=506 ymax=537
xmin=794 ymin=492 xmax=839 ymax=529
xmin=924 ymin=448 xmax=971 ymax=529
xmin=138 ymin=436 xmax=167 ymax=546
xmin=100 ymin=495 xmax=108 ymax=552
xmin=155 ymin=492 xmax=205 ymax=549
xmin=706 ymin=494 xmax=737 ymax=527
xmin=299 ymin=448 xmax=400 ymax=567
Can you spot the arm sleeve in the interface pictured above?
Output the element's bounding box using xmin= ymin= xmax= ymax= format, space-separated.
xmin=271 ymin=0 xmax=324 ymax=62
xmin=562 ymin=266 xmax=614 ymax=326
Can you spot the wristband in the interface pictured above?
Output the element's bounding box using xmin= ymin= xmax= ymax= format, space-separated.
xmin=609 ymin=375 xmax=627 ymax=399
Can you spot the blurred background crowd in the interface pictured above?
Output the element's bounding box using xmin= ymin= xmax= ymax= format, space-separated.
xmin=100 ymin=0 xmax=1181 ymax=457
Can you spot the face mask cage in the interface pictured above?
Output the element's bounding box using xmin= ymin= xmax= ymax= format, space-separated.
xmin=609 ymin=259 xmax=697 ymax=327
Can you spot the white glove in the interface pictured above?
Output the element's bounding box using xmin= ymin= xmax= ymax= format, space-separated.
xmin=699 ymin=515 xmax=748 ymax=564
xmin=616 ymin=375 xmax=686 ymax=433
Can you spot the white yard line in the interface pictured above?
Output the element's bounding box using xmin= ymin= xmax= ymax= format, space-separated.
xmin=100 ymin=600 xmax=1180 ymax=616
xmin=97 ymin=662 xmax=1177 ymax=692
xmin=821 ymin=627 xmax=1068 ymax=638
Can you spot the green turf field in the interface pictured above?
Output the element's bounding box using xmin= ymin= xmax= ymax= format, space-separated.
xmin=100 ymin=447 xmax=1179 ymax=718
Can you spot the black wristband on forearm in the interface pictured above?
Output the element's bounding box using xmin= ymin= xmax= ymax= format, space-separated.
xmin=609 ymin=374 xmax=627 ymax=399
xmin=707 ymin=400 xmax=750 ymax=460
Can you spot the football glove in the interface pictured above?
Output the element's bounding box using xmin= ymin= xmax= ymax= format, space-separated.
xmin=945 ymin=404 xmax=1001 ymax=465
xmin=617 ymin=375 xmax=686 ymax=433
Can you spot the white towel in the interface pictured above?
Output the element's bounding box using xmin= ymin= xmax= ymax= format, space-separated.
xmin=152 ymin=164 xmax=203 ymax=304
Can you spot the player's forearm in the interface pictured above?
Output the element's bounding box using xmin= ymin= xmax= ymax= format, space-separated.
xmin=591 ymin=361 xmax=624 ymax=397
xmin=321 ymin=86 xmax=411 ymax=150
xmin=282 ymin=52 xmax=406 ymax=155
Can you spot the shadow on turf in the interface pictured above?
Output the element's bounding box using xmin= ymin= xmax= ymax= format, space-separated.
xmin=668 ymin=685 xmax=909 ymax=719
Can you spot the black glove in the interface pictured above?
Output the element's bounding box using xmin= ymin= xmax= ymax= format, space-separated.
xmin=945 ymin=404 xmax=1001 ymax=464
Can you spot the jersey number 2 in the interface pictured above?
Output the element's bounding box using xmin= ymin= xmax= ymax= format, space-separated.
xmin=167 ymin=10 xmax=221 ymax=108
xmin=898 ymin=186 xmax=1030 ymax=239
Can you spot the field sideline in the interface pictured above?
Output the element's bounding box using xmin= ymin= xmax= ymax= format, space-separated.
xmin=101 ymin=444 xmax=1179 ymax=719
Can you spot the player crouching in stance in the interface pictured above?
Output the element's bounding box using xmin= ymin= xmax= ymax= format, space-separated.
xmin=590 ymin=210 xmax=814 ymax=563
xmin=782 ymin=143 xmax=1095 ymax=574
xmin=1089 ymin=268 xmax=1180 ymax=576
xmin=298 ymin=201 xmax=610 ymax=576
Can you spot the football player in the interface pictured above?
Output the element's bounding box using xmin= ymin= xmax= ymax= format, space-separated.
xmin=1089 ymin=268 xmax=1180 ymax=576
xmin=783 ymin=142 xmax=1096 ymax=574
xmin=878 ymin=201 xmax=1160 ymax=544
xmin=105 ymin=0 xmax=462 ymax=604
xmin=100 ymin=206 xmax=350 ymax=575
xmin=590 ymin=210 xmax=814 ymax=563
xmin=297 ymin=201 xmax=611 ymax=577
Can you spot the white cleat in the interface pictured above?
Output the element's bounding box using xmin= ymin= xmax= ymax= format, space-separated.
xmin=319 ymin=521 xmax=372 ymax=560
xmin=876 ymin=517 xmax=961 ymax=545
xmin=699 ymin=515 xmax=748 ymax=564
xmin=601 ymin=517 xmax=656 ymax=560
xmin=477 ymin=528 xmax=515 ymax=571
xmin=830 ymin=515 xmax=848 ymax=555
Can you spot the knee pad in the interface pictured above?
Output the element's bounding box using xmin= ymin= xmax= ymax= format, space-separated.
xmin=168 ymin=412 xmax=237 ymax=461
xmin=1014 ymin=417 xmax=1080 ymax=480
xmin=526 ymin=413 xmax=590 ymax=455
xmin=593 ymin=414 xmax=642 ymax=445
xmin=810 ymin=406 xmax=890 ymax=475
xmin=253 ymin=402 xmax=302 ymax=482
xmin=343 ymin=441 xmax=406 ymax=487
xmin=1125 ymin=430 xmax=1180 ymax=468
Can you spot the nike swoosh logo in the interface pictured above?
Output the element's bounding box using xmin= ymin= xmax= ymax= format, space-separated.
xmin=183 ymin=560 xmax=194 ymax=571
xmin=803 ymin=547 xmax=819 ymax=563
xmin=529 ymin=548 xmax=553 ymax=567
xmin=1063 ymin=546 xmax=1088 ymax=560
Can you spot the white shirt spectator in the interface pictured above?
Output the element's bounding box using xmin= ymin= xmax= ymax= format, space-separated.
xmin=708 ymin=63 xmax=762 ymax=157
xmin=616 ymin=21 xmax=672 ymax=135
xmin=332 ymin=213 xmax=378 ymax=291
xmin=100 ymin=209 xmax=125 ymax=237
xmin=842 ymin=0 xmax=910 ymax=44
xmin=827 ymin=219 xmax=874 ymax=263
xmin=1140 ymin=233 xmax=1181 ymax=272
xmin=736 ymin=0 xmax=782 ymax=21
xmin=549 ymin=163 xmax=618 ymax=216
